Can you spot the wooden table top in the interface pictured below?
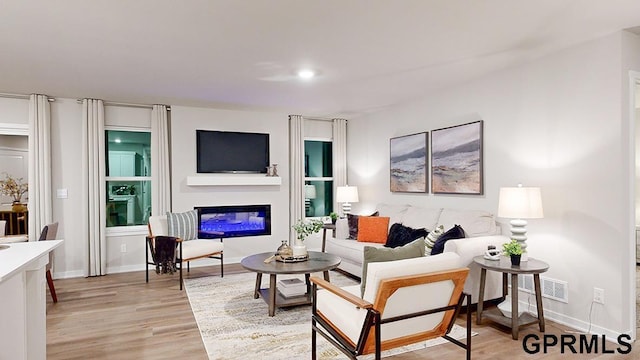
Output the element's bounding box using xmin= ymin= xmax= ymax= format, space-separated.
xmin=240 ymin=251 xmax=341 ymax=275
xmin=473 ymin=255 xmax=549 ymax=274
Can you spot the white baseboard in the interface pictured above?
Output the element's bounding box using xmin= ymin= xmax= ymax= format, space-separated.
xmin=518 ymin=300 xmax=628 ymax=341
xmin=53 ymin=257 xmax=244 ymax=280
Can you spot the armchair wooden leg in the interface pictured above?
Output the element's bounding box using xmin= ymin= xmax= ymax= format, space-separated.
xmin=46 ymin=270 xmax=58 ymax=303
xmin=220 ymin=252 xmax=224 ymax=277
xmin=311 ymin=317 xmax=317 ymax=360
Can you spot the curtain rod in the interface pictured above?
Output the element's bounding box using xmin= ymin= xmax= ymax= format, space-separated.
xmin=75 ymin=99 xmax=171 ymax=110
xmin=302 ymin=116 xmax=346 ymax=122
xmin=0 ymin=92 xmax=55 ymax=101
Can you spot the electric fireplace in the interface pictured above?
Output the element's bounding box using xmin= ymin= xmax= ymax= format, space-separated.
xmin=195 ymin=205 xmax=271 ymax=238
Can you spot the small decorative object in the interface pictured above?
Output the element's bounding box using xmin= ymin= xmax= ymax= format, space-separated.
xmin=483 ymin=245 xmax=500 ymax=261
xmin=291 ymin=218 xmax=323 ymax=258
xmin=329 ymin=212 xmax=338 ymax=225
xmin=276 ymin=240 xmax=293 ymax=258
xmin=266 ymin=164 xmax=279 ymax=177
xmin=431 ymin=120 xmax=483 ymax=195
xmin=0 ymin=173 xmax=28 ymax=211
xmin=502 ymin=239 xmax=524 ymax=266
xmin=390 ymin=132 xmax=428 ymax=192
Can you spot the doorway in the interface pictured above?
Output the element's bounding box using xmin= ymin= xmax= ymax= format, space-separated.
xmin=0 ymin=127 xmax=28 ymax=236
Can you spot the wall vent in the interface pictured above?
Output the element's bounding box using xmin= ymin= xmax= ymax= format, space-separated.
xmin=511 ymin=275 xmax=568 ymax=303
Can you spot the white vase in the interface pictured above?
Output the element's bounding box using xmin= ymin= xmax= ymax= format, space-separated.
xmin=292 ymin=238 xmax=307 ymax=257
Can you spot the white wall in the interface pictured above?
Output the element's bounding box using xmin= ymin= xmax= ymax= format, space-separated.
xmin=348 ymin=31 xmax=640 ymax=337
xmin=170 ymin=106 xmax=295 ymax=263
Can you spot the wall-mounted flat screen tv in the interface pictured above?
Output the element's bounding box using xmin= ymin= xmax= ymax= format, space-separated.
xmin=196 ymin=130 xmax=270 ymax=173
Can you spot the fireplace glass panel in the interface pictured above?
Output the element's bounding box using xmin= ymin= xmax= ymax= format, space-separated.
xmin=195 ymin=205 xmax=271 ymax=238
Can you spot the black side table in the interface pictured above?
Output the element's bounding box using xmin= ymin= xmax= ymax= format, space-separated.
xmin=473 ymin=256 xmax=549 ymax=340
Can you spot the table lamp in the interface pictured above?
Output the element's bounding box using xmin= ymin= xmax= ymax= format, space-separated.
xmin=336 ymin=185 xmax=359 ymax=216
xmin=497 ymin=184 xmax=543 ymax=261
xmin=304 ymin=184 xmax=317 ymax=216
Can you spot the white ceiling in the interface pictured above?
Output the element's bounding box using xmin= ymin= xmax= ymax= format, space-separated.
xmin=2 ymin=0 xmax=640 ymax=118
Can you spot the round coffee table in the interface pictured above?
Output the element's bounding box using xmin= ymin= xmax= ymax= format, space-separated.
xmin=241 ymin=251 xmax=341 ymax=316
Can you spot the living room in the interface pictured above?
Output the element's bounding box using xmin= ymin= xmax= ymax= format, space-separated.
xmin=2 ymin=1 xmax=640 ymax=359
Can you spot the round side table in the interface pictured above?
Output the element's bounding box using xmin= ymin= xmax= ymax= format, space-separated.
xmin=473 ymin=256 xmax=549 ymax=340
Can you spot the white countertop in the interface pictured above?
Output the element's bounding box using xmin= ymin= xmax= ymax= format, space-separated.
xmin=0 ymin=240 xmax=63 ymax=282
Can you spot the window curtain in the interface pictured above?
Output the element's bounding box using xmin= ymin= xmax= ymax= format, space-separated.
xmin=82 ymin=99 xmax=107 ymax=277
xmin=28 ymin=94 xmax=53 ymax=241
xmin=289 ymin=115 xmax=305 ymax=243
xmin=151 ymin=105 xmax=171 ymax=216
xmin=332 ymin=118 xmax=348 ymax=212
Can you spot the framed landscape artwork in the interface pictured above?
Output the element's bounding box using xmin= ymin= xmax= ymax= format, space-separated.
xmin=431 ymin=120 xmax=483 ymax=195
xmin=390 ymin=132 xmax=428 ymax=193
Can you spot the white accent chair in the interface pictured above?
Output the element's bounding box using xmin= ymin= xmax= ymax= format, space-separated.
xmin=310 ymin=252 xmax=471 ymax=360
xmin=146 ymin=215 xmax=224 ymax=290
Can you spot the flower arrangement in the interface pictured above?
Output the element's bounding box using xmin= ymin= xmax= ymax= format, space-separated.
xmin=0 ymin=173 xmax=28 ymax=203
xmin=292 ymin=218 xmax=324 ymax=242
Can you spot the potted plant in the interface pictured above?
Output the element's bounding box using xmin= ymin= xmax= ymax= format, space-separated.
xmin=502 ymin=239 xmax=524 ymax=266
xmin=329 ymin=212 xmax=338 ymax=224
xmin=0 ymin=173 xmax=28 ymax=212
xmin=291 ymin=218 xmax=324 ymax=257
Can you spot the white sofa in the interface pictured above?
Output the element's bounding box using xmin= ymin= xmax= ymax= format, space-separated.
xmin=323 ymin=203 xmax=509 ymax=304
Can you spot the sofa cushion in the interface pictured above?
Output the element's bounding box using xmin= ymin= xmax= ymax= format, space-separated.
xmin=347 ymin=211 xmax=379 ymax=240
xmin=402 ymin=206 xmax=442 ymax=231
xmin=385 ymin=223 xmax=428 ymax=248
xmin=375 ymin=203 xmax=409 ymax=229
xmin=438 ymin=209 xmax=498 ymax=237
xmin=431 ymin=225 xmax=465 ymax=255
xmin=424 ymin=224 xmax=445 ymax=255
xmin=326 ymin=236 xmax=385 ymax=266
xmin=357 ymin=216 xmax=390 ymax=243
xmin=167 ymin=210 xmax=199 ymax=240
xmin=361 ymin=238 xmax=425 ymax=296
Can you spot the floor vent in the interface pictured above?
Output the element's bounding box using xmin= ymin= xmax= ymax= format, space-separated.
xmin=512 ymin=275 xmax=568 ymax=303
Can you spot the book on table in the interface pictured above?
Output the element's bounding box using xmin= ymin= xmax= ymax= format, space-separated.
xmin=278 ymin=278 xmax=306 ymax=297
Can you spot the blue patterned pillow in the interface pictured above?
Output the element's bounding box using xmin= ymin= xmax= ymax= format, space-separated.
xmin=167 ymin=210 xmax=198 ymax=240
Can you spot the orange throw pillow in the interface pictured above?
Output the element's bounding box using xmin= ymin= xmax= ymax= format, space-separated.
xmin=357 ymin=216 xmax=390 ymax=244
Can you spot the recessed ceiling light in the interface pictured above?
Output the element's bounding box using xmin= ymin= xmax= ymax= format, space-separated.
xmin=297 ymin=69 xmax=315 ymax=79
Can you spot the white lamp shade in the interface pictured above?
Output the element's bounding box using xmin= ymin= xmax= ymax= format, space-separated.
xmin=497 ymin=187 xmax=543 ymax=219
xmin=304 ymin=185 xmax=317 ymax=199
xmin=336 ymin=186 xmax=359 ymax=203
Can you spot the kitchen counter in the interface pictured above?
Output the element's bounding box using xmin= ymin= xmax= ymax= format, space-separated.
xmin=0 ymin=240 xmax=63 ymax=359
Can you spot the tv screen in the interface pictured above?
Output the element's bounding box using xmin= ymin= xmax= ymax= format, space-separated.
xmin=196 ymin=130 xmax=270 ymax=173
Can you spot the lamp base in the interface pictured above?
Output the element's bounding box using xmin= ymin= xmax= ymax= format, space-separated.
xmin=510 ymin=218 xmax=528 ymax=262
xmin=341 ymin=202 xmax=352 ymax=216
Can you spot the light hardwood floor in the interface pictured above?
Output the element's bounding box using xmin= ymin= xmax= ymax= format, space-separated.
xmin=46 ymin=265 xmax=639 ymax=359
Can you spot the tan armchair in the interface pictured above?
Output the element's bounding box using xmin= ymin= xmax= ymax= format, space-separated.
xmin=310 ymin=252 xmax=471 ymax=360
xmin=146 ymin=215 xmax=223 ymax=290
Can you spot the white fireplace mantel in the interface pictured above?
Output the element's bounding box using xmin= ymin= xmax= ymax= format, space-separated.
xmin=186 ymin=174 xmax=282 ymax=186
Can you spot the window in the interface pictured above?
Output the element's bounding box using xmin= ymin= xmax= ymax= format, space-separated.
xmin=105 ymin=130 xmax=151 ymax=227
xmin=304 ymin=140 xmax=333 ymax=218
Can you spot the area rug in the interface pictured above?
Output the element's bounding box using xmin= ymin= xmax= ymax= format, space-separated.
xmin=184 ymin=271 xmax=476 ymax=360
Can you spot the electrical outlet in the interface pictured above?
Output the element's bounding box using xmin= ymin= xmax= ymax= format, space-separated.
xmin=593 ymin=287 xmax=604 ymax=304
xmin=120 ymin=243 xmax=126 ymax=253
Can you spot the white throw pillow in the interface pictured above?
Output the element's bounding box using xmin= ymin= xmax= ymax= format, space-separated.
xmin=167 ymin=210 xmax=199 ymax=240
xmin=424 ymin=224 xmax=444 ymax=255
